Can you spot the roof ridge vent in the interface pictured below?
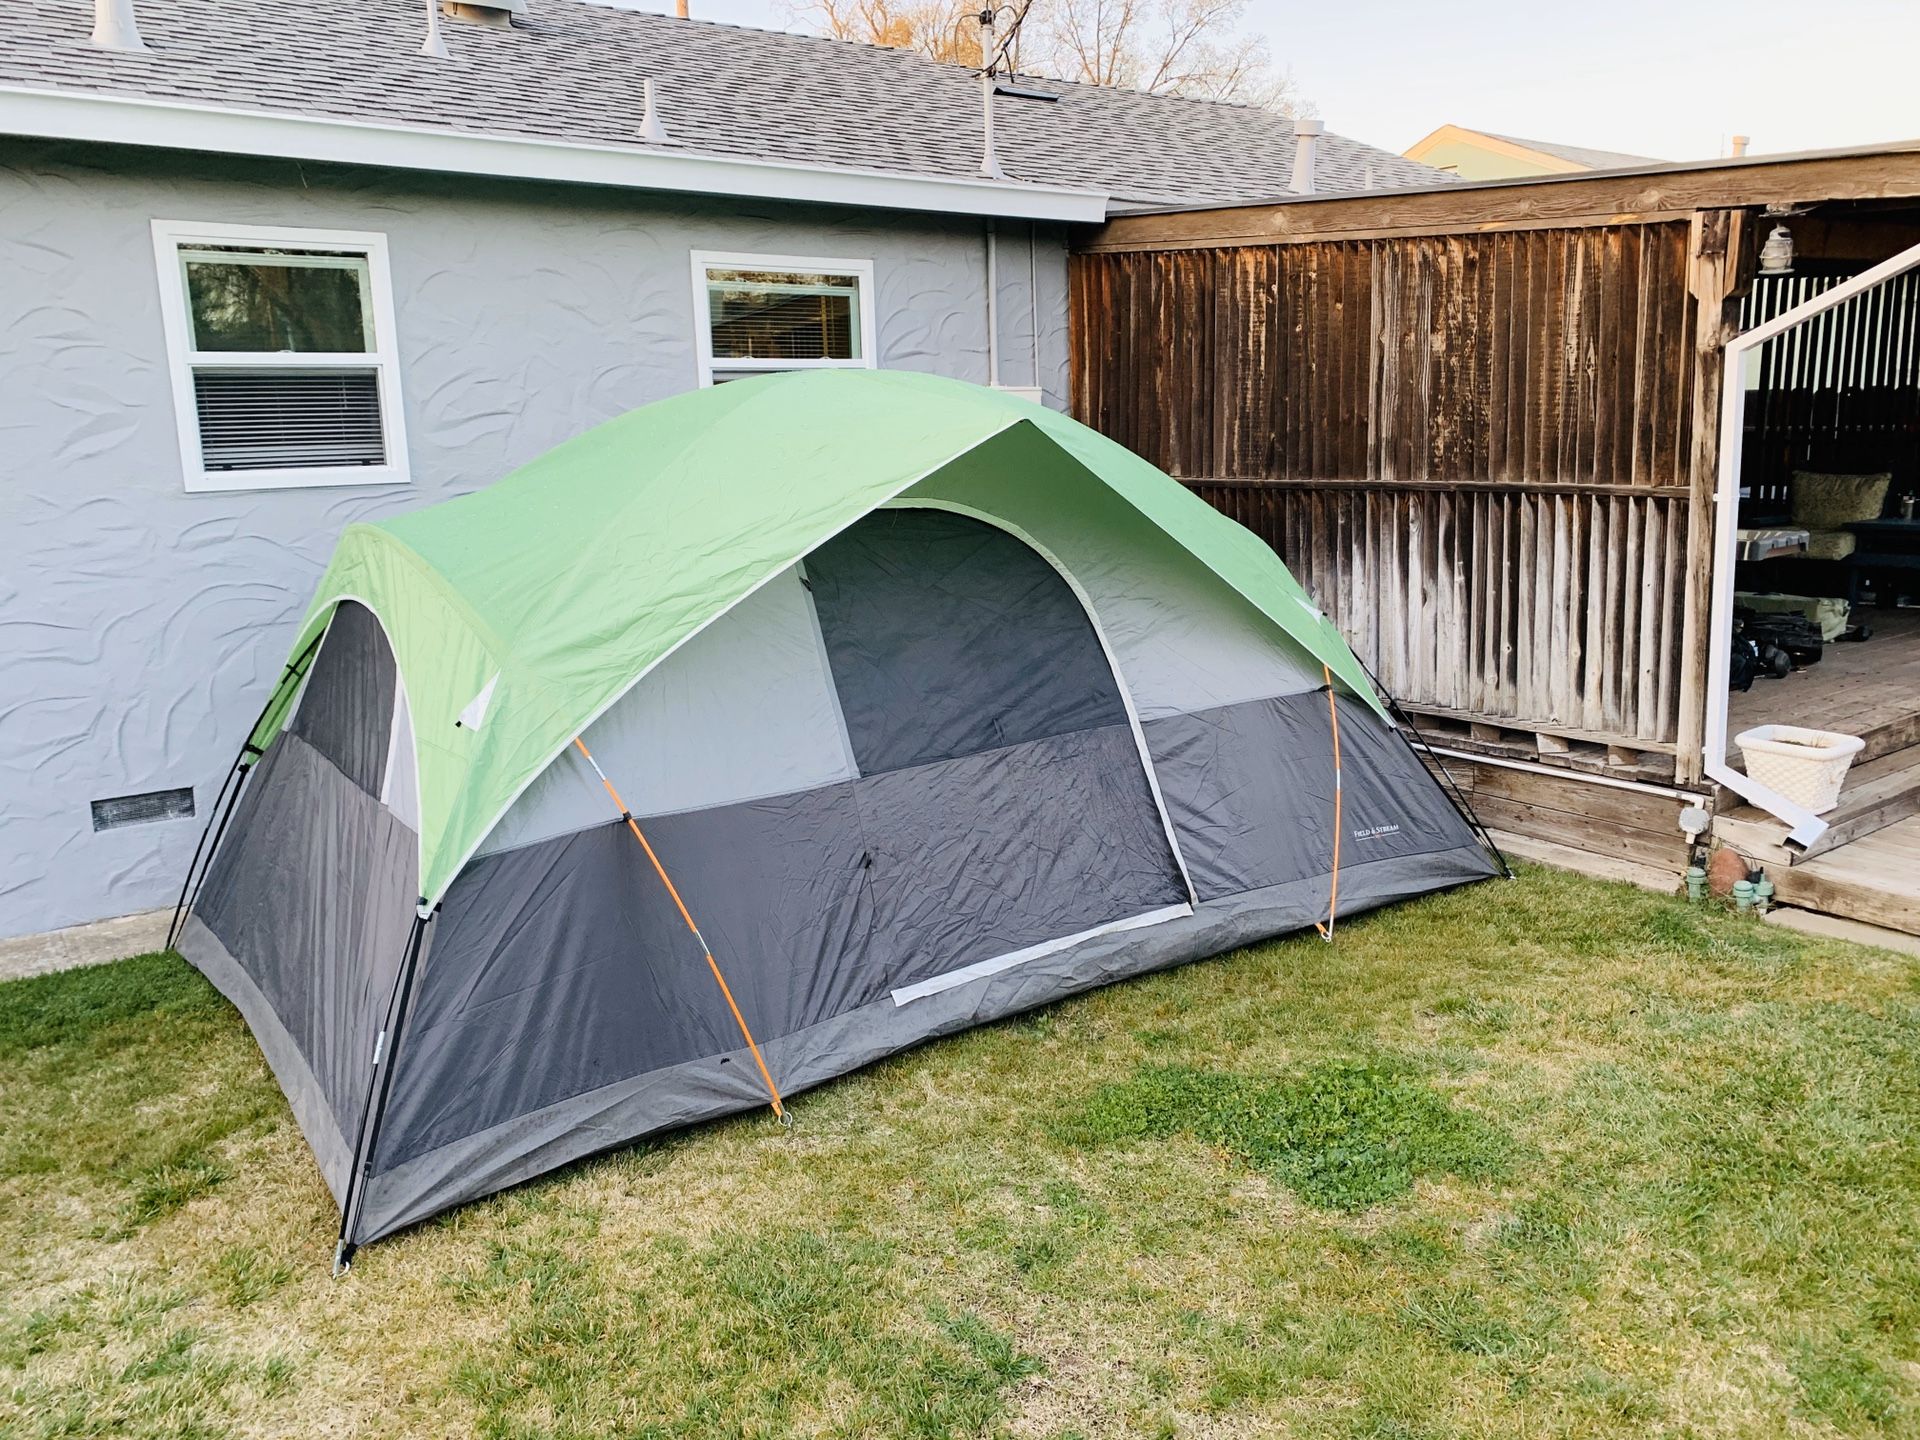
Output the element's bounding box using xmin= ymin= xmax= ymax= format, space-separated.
xmin=91 ymin=0 xmax=148 ymax=52
xmin=639 ymin=78 xmax=669 ymax=144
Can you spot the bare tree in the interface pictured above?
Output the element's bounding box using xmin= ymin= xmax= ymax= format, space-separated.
xmin=781 ymin=0 xmax=1297 ymax=108
xmin=785 ymin=0 xmax=985 ymax=66
xmin=1036 ymin=0 xmax=1292 ymax=107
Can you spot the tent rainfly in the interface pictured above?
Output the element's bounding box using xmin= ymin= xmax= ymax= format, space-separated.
xmin=170 ymin=370 xmax=1501 ymax=1267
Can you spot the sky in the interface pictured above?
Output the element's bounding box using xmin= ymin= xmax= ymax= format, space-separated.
xmin=601 ymin=0 xmax=1920 ymax=161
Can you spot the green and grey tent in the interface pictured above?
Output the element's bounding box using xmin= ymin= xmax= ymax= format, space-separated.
xmin=172 ymin=370 xmax=1500 ymax=1264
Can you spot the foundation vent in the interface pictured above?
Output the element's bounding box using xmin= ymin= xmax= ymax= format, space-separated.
xmin=92 ymin=787 xmax=195 ymax=831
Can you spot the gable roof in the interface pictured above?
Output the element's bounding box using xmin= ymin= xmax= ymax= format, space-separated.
xmin=1405 ymin=123 xmax=1663 ymax=176
xmin=0 ymin=0 xmax=1444 ymax=214
xmin=1482 ymin=131 xmax=1665 ymax=171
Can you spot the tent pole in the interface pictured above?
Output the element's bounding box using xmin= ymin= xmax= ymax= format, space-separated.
xmin=1312 ymin=666 xmax=1344 ymax=942
xmin=166 ymin=758 xmax=255 ymax=951
xmin=166 ymin=631 xmax=325 ymax=951
xmin=164 ymin=754 xmax=244 ymax=952
xmin=334 ymin=909 xmax=430 ymax=1276
xmin=570 ymin=736 xmax=787 ymax=1124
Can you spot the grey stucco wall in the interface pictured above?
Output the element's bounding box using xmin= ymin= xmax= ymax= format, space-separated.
xmin=0 ymin=141 xmax=1072 ymax=938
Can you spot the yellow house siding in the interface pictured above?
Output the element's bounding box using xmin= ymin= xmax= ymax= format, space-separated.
xmin=1404 ymin=125 xmax=1591 ymax=180
xmin=1407 ymin=138 xmax=1570 ymax=180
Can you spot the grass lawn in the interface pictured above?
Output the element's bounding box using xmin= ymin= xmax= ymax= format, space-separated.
xmin=2 ymin=866 xmax=1918 ymax=1439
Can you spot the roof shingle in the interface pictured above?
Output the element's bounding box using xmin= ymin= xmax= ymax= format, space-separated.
xmin=1 ymin=0 xmax=1447 ymax=206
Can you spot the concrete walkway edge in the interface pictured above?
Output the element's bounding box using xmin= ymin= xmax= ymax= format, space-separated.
xmin=0 ymin=909 xmax=172 ymax=983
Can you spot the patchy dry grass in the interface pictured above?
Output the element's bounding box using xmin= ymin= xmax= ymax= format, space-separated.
xmin=2 ymin=867 xmax=1918 ymax=1437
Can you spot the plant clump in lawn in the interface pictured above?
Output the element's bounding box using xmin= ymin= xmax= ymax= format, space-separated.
xmin=1068 ymin=1059 xmax=1511 ymax=1210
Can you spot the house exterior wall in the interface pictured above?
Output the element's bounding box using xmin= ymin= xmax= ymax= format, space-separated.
xmin=0 ymin=141 xmax=1072 ymax=938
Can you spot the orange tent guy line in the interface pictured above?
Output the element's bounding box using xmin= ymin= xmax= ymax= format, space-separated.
xmin=571 ymin=736 xmax=787 ymax=1120
xmin=1314 ymin=664 xmax=1343 ymax=942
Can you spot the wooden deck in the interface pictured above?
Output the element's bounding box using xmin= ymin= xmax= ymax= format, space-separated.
xmin=1717 ymin=610 xmax=1920 ymax=933
xmin=1770 ymin=816 xmax=1920 ymax=936
xmin=1728 ymin=607 xmax=1920 ymax=763
xmin=1717 ymin=742 xmax=1920 ymax=856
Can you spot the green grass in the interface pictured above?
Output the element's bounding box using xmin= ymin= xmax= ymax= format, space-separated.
xmin=1068 ymin=1059 xmax=1512 ymax=1209
xmin=2 ymin=866 xmax=1918 ymax=1437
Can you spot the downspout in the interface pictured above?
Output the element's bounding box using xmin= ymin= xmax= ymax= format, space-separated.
xmin=1701 ymin=236 xmax=1920 ymax=850
xmin=985 ymin=218 xmax=1000 ymax=388
xmin=1701 ymin=338 xmax=1826 ymax=848
xmin=1029 ymin=221 xmax=1042 ymax=392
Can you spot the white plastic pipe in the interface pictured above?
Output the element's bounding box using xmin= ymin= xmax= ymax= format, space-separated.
xmin=1289 ymin=118 xmax=1323 ymax=195
xmin=421 ymin=0 xmax=449 ymax=58
xmin=979 ymin=71 xmax=1006 ymax=180
xmin=91 ymin=0 xmax=148 ymax=52
xmin=639 ymin=78 xmax=668 ymax=144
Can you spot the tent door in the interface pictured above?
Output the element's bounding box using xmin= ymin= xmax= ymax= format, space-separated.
xmin=804 ymin=507 xmax=1191 ymax=1003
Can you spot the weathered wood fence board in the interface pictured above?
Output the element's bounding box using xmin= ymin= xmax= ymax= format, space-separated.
xmin=1186 ymin=485 xmax=1689 ymax=741
xmin=1069 ymin=223 xmax=1703 ymax=749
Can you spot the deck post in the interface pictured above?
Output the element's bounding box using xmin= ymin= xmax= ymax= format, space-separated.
xmin=1675 ymin=209 xmax=1748 ymax=787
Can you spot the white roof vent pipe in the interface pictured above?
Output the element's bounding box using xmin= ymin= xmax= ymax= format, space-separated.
xmin=421 ymin=0 xmax=450 ymax=57
xmin=1290 ymin=117 xmax=1324 ymax=195
xmin=639 ymin=78 xmax=669 ymax=144
xmin=91 ymin=0 xmax=149 ymax=52
xmin=1729 ymin=134 xmax=1751 ymax=157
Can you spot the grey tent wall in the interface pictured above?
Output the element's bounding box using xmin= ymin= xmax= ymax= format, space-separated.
xmin=900 ymin=425 xmax=1332 ymax=721
xmin=350 ymin=839 xmax=1496 ymax=1243
xmin=1144 ymin=693 xmax=1483 ymax=902
xmin=177 ymin=601 xmax=421 ymax=1204
xmin=286 ymin=601 xmax=397 ymax=800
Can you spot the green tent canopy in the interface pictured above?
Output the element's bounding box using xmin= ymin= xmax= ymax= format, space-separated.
xmin=179 ymin=369 xmax=1496 ymax=1260
xmin=260 ymin=371 xmax=1384 ymax=909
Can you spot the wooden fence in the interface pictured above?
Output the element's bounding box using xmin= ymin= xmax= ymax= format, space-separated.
xmin=1070 ymin=221 xmax=1723 ymax=761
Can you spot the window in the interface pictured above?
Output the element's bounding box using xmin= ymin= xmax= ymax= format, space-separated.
xmin=151 ymin=221 xmax=409 ymax=491
xmin=691 ymin=252 xmax=876 ymax=387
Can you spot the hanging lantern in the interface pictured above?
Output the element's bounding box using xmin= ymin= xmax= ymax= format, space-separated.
xmin=1758 ymin=223 xmax=1795 ymax=275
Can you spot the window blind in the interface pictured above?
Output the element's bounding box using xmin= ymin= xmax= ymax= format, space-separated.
xmin=192 ymin=370 xmax=385 ymax=471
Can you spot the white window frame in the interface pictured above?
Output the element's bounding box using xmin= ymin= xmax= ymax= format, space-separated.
xmin=691 ymin=250 xmax=877 ymax=388
xmin=150 ymin=219 xmax=411 ymax=492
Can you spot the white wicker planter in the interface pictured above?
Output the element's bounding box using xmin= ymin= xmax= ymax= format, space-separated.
xmin=1734 ymin=724 xmax=1865 ymax=815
